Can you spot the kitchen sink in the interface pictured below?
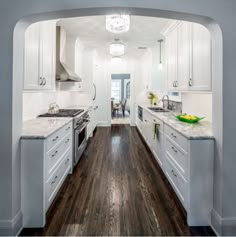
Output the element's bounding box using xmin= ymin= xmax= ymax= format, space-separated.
xmin=148 ymin=107 xmax=169 ymax=112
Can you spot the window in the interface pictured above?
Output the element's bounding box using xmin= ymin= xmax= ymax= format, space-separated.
xmin=111 ymin=80 xmax=122 ymax=101
xmin=126 ymin=81 xmax=130 ymax=99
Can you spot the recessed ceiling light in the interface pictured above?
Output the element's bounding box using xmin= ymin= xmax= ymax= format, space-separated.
xmin=106 ymin=15 xmax=130 ymax=34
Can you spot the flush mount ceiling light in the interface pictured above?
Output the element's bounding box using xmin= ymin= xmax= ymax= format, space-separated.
xmin=111 ymin=56 xmax=122 ymax=63
xmin=106 ymin=14 xmax=130 ymax=34
xmin=109 ymin=42 xmax=125 ymax=56
xmin=158 ymin=39 xmax=164 ymax=70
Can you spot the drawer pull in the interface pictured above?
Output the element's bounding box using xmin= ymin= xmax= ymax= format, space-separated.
xmin=52 ymin=136 xmax=59 ymax=142
xmin=171 ymin=133 xmax=177 ymax=138
xmin=171 ymin=170 xmax=177 ymax=177
xmin=65 ymin=158 xmax=70 ymax=165
xmin=65 ymin=138 xmax=70 ymax=144
xmin=51 ymin=176 xmax=58 ymax=185
xmin=66 ymin=126 xmax=71 ymax=131
xmin=172 ymin=146 xmax=178 ymax=153
xmin=51 ymin=150 xmax=58 ymax=158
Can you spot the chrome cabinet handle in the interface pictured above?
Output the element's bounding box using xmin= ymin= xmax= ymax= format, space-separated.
xmin=171 ymin=133 xmax=177 ymax=138
xmin=52 ymin=136 xmax=59 ymax=142
xmin=172 ymin=146 xmax=178 ymax=153
xmin=51 ymin=175 xmax=58 ymax=185
xmin=172 ymin=81 xmax=175 ymax=87
xmin=189 ymin=78 xmax=193 ymax=87
xmin=39 ymin=77 xmax=43 ymax=85
xmin=65 ymin=138 xmax=70 ymax=144
xmin=66 ymin=126 xmax=71 ymax=131
xmin=175 ymin=81 xmax=178 ymax=87
xmin=51 ymin=150 xmax=58 ymax=158
xmin=65 ymin=158 xmax=70 ymax=165
xmin=171 ymin=170 xmax=177 ymax=177
xmin=42 ymin=78 xmax=46 ymax=86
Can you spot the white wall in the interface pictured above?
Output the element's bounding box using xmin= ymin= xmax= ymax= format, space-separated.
xmin=182 ymin=93 xmax=212 ymax=122
xmin=23 ymin=91 xmax=92 ymax=120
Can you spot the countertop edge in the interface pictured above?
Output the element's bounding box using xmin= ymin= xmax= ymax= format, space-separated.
xmin=21 ymin=118 xmax=73 ymax=140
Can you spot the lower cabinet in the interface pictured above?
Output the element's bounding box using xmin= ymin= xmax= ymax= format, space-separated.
xmin=87 ymin=106 xmax=98 ymax=139
xmin=136 ymin=107 xmax=214 ymax=226
xmin=21 ymin=121 xmax=73 ymax=227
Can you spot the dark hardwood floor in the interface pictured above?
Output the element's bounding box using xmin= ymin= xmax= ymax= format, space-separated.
xmin=20 ymin=125 xmax=215 ymax=236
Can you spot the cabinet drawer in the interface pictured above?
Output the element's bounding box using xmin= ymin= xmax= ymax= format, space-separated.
xmin=46 ymin=151 xmax=71 ymax=209
xmin=164 ymin=124 xmax=188 ymax=152
xmin=165 ymin=154 xmax=187 ymax=208
xmin=46 ymin=122 xmax=72 ymax=152
xmin=46 ymin=133 xmax=72 ymax=177
xmin=165 ymin=137 xmax=187 ymax=177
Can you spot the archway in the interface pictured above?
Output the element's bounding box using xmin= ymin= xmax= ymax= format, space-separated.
xmin=10 ymin=6 xmax=223 ymax=236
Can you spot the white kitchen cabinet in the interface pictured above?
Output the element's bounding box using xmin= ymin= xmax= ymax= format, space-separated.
xmin=140 ymin=110 xmax=164 ymax=168
xmin=166 ymin=28 xmax=178 ymax=90
xmin=21 ymin=121 xmax=73 ymax=227
xmin=164 ymin=21 xmax=211 ymax=92
xmin=190 ymin=23 xmax=211 ymax=91
xmin=177 ymin=22 xmax=191 ymax=91
xmin=136 ymin=106 xmax=214 ymax=226
xmin=24 ymin=22 xmax=41 ymax=90
xmin=87 ymin=106 xmax=98 ymax=139
xmin=24 ymin=21 xmax=56 ymax=90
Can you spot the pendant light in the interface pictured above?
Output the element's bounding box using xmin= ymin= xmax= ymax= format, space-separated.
xmin=158 ymin=39 xmax=164 ymax=70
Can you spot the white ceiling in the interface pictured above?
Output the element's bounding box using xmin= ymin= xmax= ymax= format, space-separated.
xmin=57 ymin=15 xmax=172 ymax=58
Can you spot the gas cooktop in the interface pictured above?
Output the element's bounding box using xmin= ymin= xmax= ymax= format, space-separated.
xmin=38 ymin=109 xmax=84 ymax=118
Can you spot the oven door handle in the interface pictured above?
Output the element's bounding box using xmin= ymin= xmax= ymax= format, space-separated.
xmin=76 ymin=121 xmax=90 ymax=133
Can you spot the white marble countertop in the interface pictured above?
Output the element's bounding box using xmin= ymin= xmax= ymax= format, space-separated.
xmin=21 ymin=117 xmax=73 ymax=139
xmin=139 ymin=104 xmax=214 ymax=140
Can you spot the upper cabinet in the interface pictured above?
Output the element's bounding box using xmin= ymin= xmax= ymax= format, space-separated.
xmin=24 ymin=21 xmax=56 ymax=91
xmin=191 ymin=23 xmax=211 ymax=91
xmin=164 ymin=21 xmax=211 ymax=92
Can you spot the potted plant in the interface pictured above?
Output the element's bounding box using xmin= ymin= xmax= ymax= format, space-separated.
xmin=148 ymin=92 xmax=158 ymax=106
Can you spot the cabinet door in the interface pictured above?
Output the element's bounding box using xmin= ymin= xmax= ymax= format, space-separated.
xmin=143 ymin=115 xmax=153 ymax=148
xmin=24 ymin=23 xmax=41 ymax=90
xmin=177 ymin=22 xmax=191 ymax=91
xmin=166 ymin=28 xmax=178 ymax=90
xmin=39 ymin=21 xmax=56 ymax=90
xmin=191 ymin=23 xmax=211 ymax=91
xmin=152 ymin=129 xmax=163 ymax=167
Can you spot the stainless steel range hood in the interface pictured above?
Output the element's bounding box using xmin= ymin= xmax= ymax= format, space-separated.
xmin=56 ymin=26 xmax=82 ymax=82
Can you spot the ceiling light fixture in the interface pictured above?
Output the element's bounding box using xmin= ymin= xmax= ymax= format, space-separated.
xmin=111 ymin=56 xmax=122 ymax=63
xmin=109 ymin=42 xmax=125 ymax=56
xmin=158 ymin=39 xmax=164 ymax=71
xmin=106 ymin=14 xmax=130 ymax=34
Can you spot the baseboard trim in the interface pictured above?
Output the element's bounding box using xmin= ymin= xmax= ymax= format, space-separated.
xmin=211 ymin=208 xmax=236 ymax=236
xmin=0 ymin=210 xmax=23 ymax=236
xmin=97 ymin=121 xmax=110 ymax=127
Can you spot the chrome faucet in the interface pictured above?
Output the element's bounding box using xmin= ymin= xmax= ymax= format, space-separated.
xmin=162 ymin=95 xmax=170 ymax=110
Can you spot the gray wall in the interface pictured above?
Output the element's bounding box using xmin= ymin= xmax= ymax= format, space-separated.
xmin=0 ymin=0 xmax=235 ymax=235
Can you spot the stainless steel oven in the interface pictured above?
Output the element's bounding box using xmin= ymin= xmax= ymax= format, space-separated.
xmin=74 ymin=112 xmax=90 ymax=166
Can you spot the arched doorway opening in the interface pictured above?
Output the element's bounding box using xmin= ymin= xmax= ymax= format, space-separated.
xmin=11 ymin=6 xmax=223 ymax=236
